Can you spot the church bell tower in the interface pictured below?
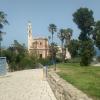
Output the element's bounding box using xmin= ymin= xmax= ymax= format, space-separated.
xmin=27 ymin=21 xmax=33 ymax=53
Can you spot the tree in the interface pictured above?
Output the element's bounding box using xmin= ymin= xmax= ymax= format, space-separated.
xmin=93 ymin=21 xmax=100 ymax=49
xmin=48 ymin=24 xmax=57 ymax=66
xmin=13 ymin=40 xmax=26 ymax=54
xmin=73 ymin=8 xmax=95 ymax=66
xmin=68 ymin=39 xmax=79 ymax=58
xmin=2 ymin=40 xmax=37 ymax=71
xmin=7 ymin=40 xmax=27 ymax=71
xmin=57 ymin=29 xmax=65 ymax=60
xmin=63 ymin=28 xmax=73 ymax=60
xmin=64 ymin=28 xmax=73 ymax=47
xmin=49 ymin=42 xmax=58 ymax=70
xmin=0 ymin=11 xmax=8 ymax=56
xmin=80 ymin=40 xmax=95 ymax=66
xmin=48 ymin=24 xmax=57 ymax=43
xmin=73 ymin=8 xmax=94 ymax=40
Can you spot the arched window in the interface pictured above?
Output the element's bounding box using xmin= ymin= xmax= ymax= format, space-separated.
xmin=40 ymin=42 xmax=42 ymax=46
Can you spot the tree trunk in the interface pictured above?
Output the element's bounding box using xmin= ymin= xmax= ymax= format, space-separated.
xmin=0 ymin=41 xmax=1 ymax=57
xmin=61 ymin=40 xmax=64 ymax=61
xmin=51 ymin=30 xmax=54 ymax=65
xmin=52 ymin=31 xmax=53 ymax=43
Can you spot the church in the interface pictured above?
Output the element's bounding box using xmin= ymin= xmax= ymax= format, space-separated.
xmin=27 ymin=22 xmax=71 ymax=59
xmin=27 ymin=22 xmax=49 ymax=58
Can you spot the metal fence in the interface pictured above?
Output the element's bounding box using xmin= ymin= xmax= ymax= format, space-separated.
xmin=0 ymin=57 xmax=7 ymax=76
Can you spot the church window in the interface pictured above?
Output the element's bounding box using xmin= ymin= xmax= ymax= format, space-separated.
xmin=40 ymin=54 xmax=42 ymax=58
xmin=40 ymin=42 xmax=42 ymax=46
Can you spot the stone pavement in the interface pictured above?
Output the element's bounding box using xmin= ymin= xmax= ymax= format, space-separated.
xmin=0 ymin=69 xmax=57 ymax=100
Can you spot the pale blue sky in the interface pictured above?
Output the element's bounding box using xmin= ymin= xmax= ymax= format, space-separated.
xmin=0 ymin=0 xmax=100 ymax=47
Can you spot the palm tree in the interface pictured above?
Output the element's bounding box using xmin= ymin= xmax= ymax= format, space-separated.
xmin=0 ymin=11 xmax=8 ymax=56
xmin=48 ymin=24 xmax=57 ymax=43
xmin=64 ymin=28 xmax=73 ymax=47
xmin=63 ymin=28 xmax=73 ymax=60
xmin=57 ymin=29 xmax=65 ymax=60
xmin=48 ymin=24 xmax=57 ymax=66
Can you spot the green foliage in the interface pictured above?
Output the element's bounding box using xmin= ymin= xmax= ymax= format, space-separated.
xmin=48 ymin=24 xmax=57 ymax=43
xmin=57 ymin=29 xmax=65 ymax=61
xmin=19 ymin=57 xmax=36 ymax=70
xmin=48 ymin=24 xmax=57 ymax=34
xmin=57 ymin=28 xmax=73 ymax=61
xmin=2 ymin=40 xmax=37 ymax=71
xmin=73 ymin=8 xmax=95 ymax=66
xmin=93 ymin=21 xmax=100 ymax=50
xmin=57 ymin=29 xmax=65 ymax=43
xmin=62 ymin=28 xmax=73 ymax=61
xmin=80 ymin=40 xmax=95 ymax=66
xmin=65 ymin=57 xmax=81 ymax=63
xmin=63 ymin=28 xmax=73 ymax=47
xmin=37 ymin=58 xmax=51 ymax=66
xmin=37 ymin=57 xmax=62 ymax=66
xmin=68 ymin=39 xmax=79 ymax=58
xmin=49 ymin=42 xmax=59 ymax=70
xmin=55 ymin=57 xmax=62 ymax=63
xmin=73 ymin=8 xmax=94 ymax=40
xmin=49 ymin=42 xmax=58 ymax=59
xmin=0 ymin=11 xmax=8 ymax=56
xmin=0 ymin=11 xmax=8 ymax=29
xmin=10 ymin=61 xmax=17 ymax=71
xmin=64 ymin=28 xmax=73 ymax=40
xmin=97 ymin=56 xmax=100 ymax=62
xmin=13 ymin=40 xmax=26 ymax=54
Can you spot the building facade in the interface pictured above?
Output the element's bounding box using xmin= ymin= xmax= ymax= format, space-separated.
xmin=27 ymin=22 xmax=49 ymax=58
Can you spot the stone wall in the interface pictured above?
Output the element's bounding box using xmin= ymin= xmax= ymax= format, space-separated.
xmin=47 ymin=71 xmax=93 ymax=100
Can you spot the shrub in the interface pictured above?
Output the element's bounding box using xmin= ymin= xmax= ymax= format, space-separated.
xmin=65 ymin=57 xmax=81 ymax=63
xmin=97 ymin=56 xmax=100 ymax=62
xmin=19 ymin=57 xmax=36 ymax=70
xmin=80 ymin=40 xmax=95 ymax=66
xmin=37 ymin=58 xmax=51 ymax=66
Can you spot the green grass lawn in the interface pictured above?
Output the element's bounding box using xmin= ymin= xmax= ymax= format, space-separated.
xmin=55 ymin=63 xmax=100 ymax=100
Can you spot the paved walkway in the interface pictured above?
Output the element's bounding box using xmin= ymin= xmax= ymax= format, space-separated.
xmin=0 ymin=69 xmax=57 ymax=100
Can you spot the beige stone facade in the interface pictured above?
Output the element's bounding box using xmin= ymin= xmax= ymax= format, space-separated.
xmin=27 ymin=22 xmax=49 ymax=58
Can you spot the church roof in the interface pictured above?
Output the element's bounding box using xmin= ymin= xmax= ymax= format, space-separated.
xmin=33 ymin=37 xmax=48 ymax=40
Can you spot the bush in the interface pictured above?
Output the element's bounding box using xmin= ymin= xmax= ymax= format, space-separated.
xmin=97 ymin=56 xmax=100 ymax=62
xmin=38 ymin=57 xmax=63 ymax=66
xmin=56 ymin=57 xmax=62 ymax=63
xmin=9 ymin=62 xmax=17 ymax=71
xmin=65 ymin=57 xmax=81 ymax=63
xmin=37 ymin=58 xmax=51 ymax=66
xmin=80 ymin=40 xmax=95 ymax=66
xmin=19 ymin=57 xmax=36 ymax=70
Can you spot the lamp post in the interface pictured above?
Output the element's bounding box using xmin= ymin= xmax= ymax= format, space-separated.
xmin=0 ymin=32 xmax=2 ymax=57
